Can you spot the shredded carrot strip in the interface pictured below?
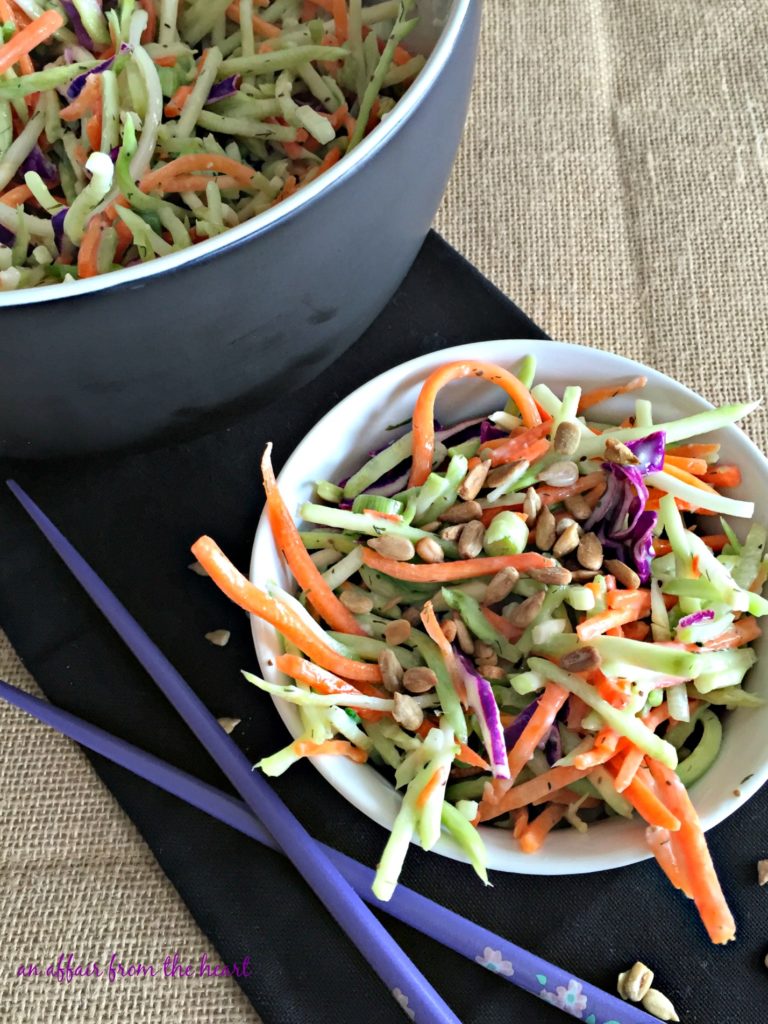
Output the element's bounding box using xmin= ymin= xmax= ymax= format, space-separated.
xmin=361 ymin=546 xmax=554 ymax=583
xmin=476 ymin=765 xmax=591 ymax=820
xmin=154 ymin=173 xmax=244 ymax=192
xmin=154 ymin=54 xmax=177 ymax=66
xmin=702 ymin=616 xmax=761 ymax=650
xmin=76 ymin=214 xmax=105 ymax=279
xmin=0 ymin=183 xmax=32 ymax=205
xmin=420 ymin=600 xmax=467 ymax=704
xmin=537 ymin=471 xmax=606 ymax=506
xmin=646 ymin=824 xmax=693 ymax=899
xmin=190 ymin=536 xmax=382 ymax=682
xmin=261 ymin=445 xmax=364 ymax=635
xmin=648 ymin=759 xmax=736 ymax=943
xmin=138 ymin=0 xmax=157 ymax=41
xmin=622 ymin=620 xmax=651 ymax=641
xmin=671 ymin=443 xmax=720 ymax=459
xmin=416 ymin=767 xmax=446 ymax=809
xmin=613 ymin=746 xmax=645 ymax=793
xmin=506 ymin=684 xmax=568 ymax=783
xmin=701 ymin=464 xmax=742 ymax=488
xmin=663 ymin=454 xmax=709 ymax=476
xmin=331 ymin=0 xmax=348 ymax=40
xmin=517 ymin=803 xmax=567 ymax=853
xmin=482 ymin=421 xmax=550 ymax=465
xmin=662 ymin=461 xmax=719 ymax=494
xmin=275 ymin=653 xmax=385 ymax=700
xmin=604 ymin=760 xmax=680 ymax=831
xmin=491 ymin=436 xmax=550 ymax=469
xmin=577 ymin=376 xmax=647 ymax=414
xmin=362 ymin=508 xmax=403 ymax=523
xmin=481 ymin=606 xmax=523 ymax=641
xmin=653 ymin=534 xmax=728 ymax=556
xmin=140 ymin=153 xmax=256 ymax=192
xmin=59 ymin=73 xmax=101 ymax=122
xmin=512 ymin=807 xmax=528 ymax=839
xmin=409 ymin=361 xmax=541 ymax=486
xmin=164 ymin=83 xmax=194 ymax=117
xmin=605 ymin=589 xmax=651 ymax=613
xmin=577 ymin=605 xmax=647 ymax=642
xmin=0 ymin=7 xmax=62 ymax=75
xmin=292 ymin=739 xmax=368 ymax=763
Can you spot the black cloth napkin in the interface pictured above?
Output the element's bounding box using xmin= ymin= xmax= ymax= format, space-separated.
xmin=1 ymin=232 xmax=764 ymax=1024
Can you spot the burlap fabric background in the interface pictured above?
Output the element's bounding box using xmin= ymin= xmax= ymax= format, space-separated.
xmin=2 ymin=1 xmax=767 ymax=1020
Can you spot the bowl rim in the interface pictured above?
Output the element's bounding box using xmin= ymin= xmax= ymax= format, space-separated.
xmin=0 ymin=0 xmax=473 ymax=310
xmin=249 ymin=338 xmax=768 ymax=875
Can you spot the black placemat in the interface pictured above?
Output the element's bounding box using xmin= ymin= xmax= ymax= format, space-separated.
xmin=1 ymin=232 xmax=765 ymax=1024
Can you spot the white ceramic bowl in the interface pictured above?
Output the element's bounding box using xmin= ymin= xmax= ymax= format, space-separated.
xmin=250 ymin=339 xmax=768 ymax=875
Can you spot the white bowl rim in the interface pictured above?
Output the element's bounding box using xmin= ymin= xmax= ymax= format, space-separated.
xmin=0 ymin=0 xmax=473 ymax=309
xmin=250 ymin=338 xmax=768 ymax=875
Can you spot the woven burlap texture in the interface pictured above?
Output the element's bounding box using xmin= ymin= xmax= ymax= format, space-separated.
xmin=3 ymin=1 xmax=767 ymax=1020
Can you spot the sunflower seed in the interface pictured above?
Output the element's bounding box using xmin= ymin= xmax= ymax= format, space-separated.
xmin=440 ymin=617 xmax=458 ymax=642
xmin=553 ymin=522 xmax=581 ymax=558
xmin=419 ymin=520 xmax=441 ymax=533
xmin=641 ymin=989 xmax=679 ymax=1022
xmin=474 ymin=641 xmax=496 ymax=664
xmin=604 ymin=437 xmax=640 ymax=466
xmin=507 ymin=590 xmax=546 ymax=628
xmin=527 ymin=565 xmax=573 ymax=585
xmin=384 ymin=618 xmax=412 ymax=646
xmin=484 ymin=567 xmax=520 ymax=605
xmin=438 ymin=500 xmax=483 ymax=524
xmin=617 ymin=962 xmax=654 ymax=1003
xmin=378 ymin=648 xmax=404 ymax=692
xmin=458 ymin=520 xmax=485 ymax=559
xmin=485 ymin=459 xmax=529 ymax=490
xmin=537 ymin=460 xmax=579 ymax=487
xmin=402 ymin=606 xmax=422 ymax=626
xmin=577 ymin=532 xmax=604 ymax=570
xmin=554 ymin=421 xmax=580 ymax=455
xmin=339 ymin=589 xmax=374 ymax=614
xmin=535 ymin=505 xmax=557 ymax=550
xmin=523 ymin=486 xmax=541 ymax=522
xmin=560 ymin=646 xmax=601 ymax=673
xmin=477 ymin=664 xmax=507 ymax=680
xmin=217 ymin=717 xmax=241 ymax=734
xmin=757 ymin=859 xmax=768 ymax=886
xmin=458 ymin=460 xmax=491 ymax=500
xmin=556 ymin=516 xmax=580 ymax=535
xmin=415 ymin=536 xmax=445 ymax=563
xmin=392 ymin=691 xmax=423 ymax=731
xmin=403 ymin=666 xmax=438 ymax=694
xmin=439 ymin=523 xmax=464 ymax=541
xmin=453 ymin=614 xmax=475 ymax=655
xmin=604 ymin=558 xmax=641 ymax=590
xmin=205 ymin=629 xmax=230 ymax=647
xmin=564 ymin=493 xmax=592 ymax=520
xmin=368 ymin=534 xmax=415 ymax=561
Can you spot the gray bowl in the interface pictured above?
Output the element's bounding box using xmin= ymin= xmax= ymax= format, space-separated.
xmin=0 ymin=0 xmax=480 ymax=459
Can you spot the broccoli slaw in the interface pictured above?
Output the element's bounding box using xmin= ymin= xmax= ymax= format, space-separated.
xmin=193 ymin=354 xmax=766 ymax=946
xmin=0 ymin=0 xmax=421 ymax=288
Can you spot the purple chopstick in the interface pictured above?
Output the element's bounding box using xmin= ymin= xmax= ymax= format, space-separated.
xmin=6 ymin=480 xmax=459 ymax=1024
xmin=0 ymin=677 xmax=658 ymax=1024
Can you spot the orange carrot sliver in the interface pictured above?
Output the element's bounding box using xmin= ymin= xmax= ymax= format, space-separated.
xmin=702 ymin=615 xmax=761 ymax=650
xmin=140 ymin=153 xmax=256 ymax=193
xmin=605 ymin=759 xmax=680 ymax=831
xmin=76 ymin=214 xmax=105 ymax=279
xmin=577 ymin=606 xmax=646 ymax=642
xmin=416 ymin=767 xmax=446 ymax=809
xmin=648 ymin=760 xmax=736 ymax=943
xmin=261 ymin=445 xmax=364 ymax=635
xmin=409 ymin=361 xmax=541 ymax=486
xmin=506 ymin=683 xmax=568 ymax=783
xmin=663 ymin=461 xmax=719 ymax=494
xmin=292 ymin=739 xmax=368 ymax=763
xmin=646 ymin=824 xmax=693 ymax=899
xmin=482 ymin=421 xmax=550 ymax=465
xmin=701 ymin=464 xmax=742 ymax=488
xmin=663 ymin=454 xmax=709 ymax=475
xmin=138 ymin=0 xmax=157 ymax=41
xmin=0 ymin=8 xmax=62 ymax=75
xmin=476 ymin=765 xmax=591 ymax=820
xmin=190 ymin=536 xmax=381 ymax=683
xmin=0 ymin=183 xmax=32 ymax=206
xmin=517 ymin=803 xmax=566 ymax=853
xmin=536 ymin=471 xmax=606 ymax=506
xmin=577 ymin=375 xmax=647 ymax=414
xmin=361 ymin=545 xmax=553 ymax=583
xmin=613 ymin=746 xmax=645 ymax=793
xmin=481 ymin=606 xmax=523 ymax=642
